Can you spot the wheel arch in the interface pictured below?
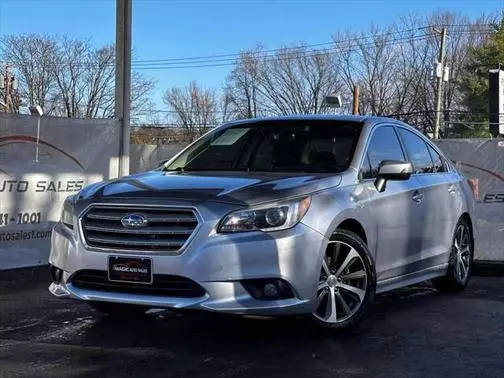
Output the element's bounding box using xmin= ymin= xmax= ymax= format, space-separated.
xmin=336 ymin=218 xmax=367 ymax=245
xmin=460 ymin=212 xmax=474 ymax=244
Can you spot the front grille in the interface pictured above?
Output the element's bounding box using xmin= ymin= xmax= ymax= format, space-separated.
xmin=80 ymin=205 xmax=199 ymax=253
xmin=71 ymin=270 xmax=206 ymax=298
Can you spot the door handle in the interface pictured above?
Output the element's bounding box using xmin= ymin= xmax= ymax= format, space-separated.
xmin=412 ymin=191 xmax=424 ymax=203
xmin=448 ymin=184 xmax=457 ymax=194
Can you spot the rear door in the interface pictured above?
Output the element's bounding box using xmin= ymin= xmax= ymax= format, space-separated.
xmin=396 ymin=127 xmax=457 ymax=269
xmin=360 ymin=125 xmax=425 ymax=281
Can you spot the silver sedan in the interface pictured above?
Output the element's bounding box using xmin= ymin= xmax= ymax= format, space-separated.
xmin=49 ymin=115 xmax=475 ymax=329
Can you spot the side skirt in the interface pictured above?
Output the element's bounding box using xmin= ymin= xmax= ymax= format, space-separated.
xmin=376 ymin=263 xmax=449 ymax=294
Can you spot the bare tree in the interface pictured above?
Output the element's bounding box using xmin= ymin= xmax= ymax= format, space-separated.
xmin=51 ymin=37 xmax=89 ymax=117
xmin=225 ymin=49 xmax=263 ymax=119
xmin=430 ymin=13 xmax=494 ymax=134
xmin=162 ymin=81 xmax=218 ymax=140
xmin=130 ymin=71 xmax=156 ymax=121
xmin=0 ymin=34 xmax=58 ymax=113
xmin=259 ymin=47 xmax=342 ymax=115
xmin=225 ymin=45 xmax=343 ymax=117
xmin=334 ymin=25 xmax=429 ymax=116
xmin=51 ymin=39 xmax=155 ymax=119
xmin=331 ymin=12 xmax=493 ymax=135
xmin=0 ymin=33 xmax=155 ymax=120
xmin=83 ymin=45 xmax=115 ymax=118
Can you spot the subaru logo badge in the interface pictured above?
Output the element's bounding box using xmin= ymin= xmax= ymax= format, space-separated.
xmin=121 ymin=214 xmax=148 ymax=228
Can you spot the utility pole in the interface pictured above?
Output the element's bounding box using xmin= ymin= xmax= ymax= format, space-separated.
xmin=115 ymin=0 xmax=132 ymax=177
xmin=433 ymin=27 xmax=447 ymax=139
xmin=489 ymin=68 xmax=504 ymax=137
xmin=352 ymin=85 xmax=360 ymax=115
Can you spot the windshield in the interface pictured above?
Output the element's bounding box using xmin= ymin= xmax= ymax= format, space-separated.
xmin=164 ymin=121 xmax=363 ymax=173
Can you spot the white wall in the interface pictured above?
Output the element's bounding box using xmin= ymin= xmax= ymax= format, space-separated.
xmin=0 ymin=113 xmax=121 ymax=269
xmin=130 ymin=143 xmax=187 ymax=173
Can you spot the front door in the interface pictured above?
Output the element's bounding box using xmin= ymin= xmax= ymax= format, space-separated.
xmin=361 ymin=125 xmax=426 ymax=281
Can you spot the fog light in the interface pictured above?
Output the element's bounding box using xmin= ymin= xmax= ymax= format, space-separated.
xmin=263 ymin=283 xmax=279 ymax=298
xmin=241 ymin=278 xmax=295 ymax=300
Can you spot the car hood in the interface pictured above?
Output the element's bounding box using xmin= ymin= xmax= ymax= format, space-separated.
xmin=77 ymin=170 xmax=342 ymax=206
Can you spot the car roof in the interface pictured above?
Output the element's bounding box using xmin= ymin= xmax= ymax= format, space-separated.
xmin=222 ymin=114 xmax=405 ymax=127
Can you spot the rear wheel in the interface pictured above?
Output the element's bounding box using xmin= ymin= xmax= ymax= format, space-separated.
xmin=433 ymin=218 xmax=473 ymax=292
xmin=89 ymin=302 xmax=149 ymax=317
xmin=312 ymin=229 xmax=375 ymax=330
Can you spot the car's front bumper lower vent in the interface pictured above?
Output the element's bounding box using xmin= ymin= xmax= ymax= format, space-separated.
xmin=71 ymin=270 xmax=206 ymax=298
xmin=80 ymin=205 xmax=199 ymax=253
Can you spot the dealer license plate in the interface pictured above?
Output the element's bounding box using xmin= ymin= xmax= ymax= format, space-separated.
xmin=108 ymin=256 xmax=153 ymax=284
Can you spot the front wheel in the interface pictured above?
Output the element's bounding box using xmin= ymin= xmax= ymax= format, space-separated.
xmin=312 ymin=229 xmax=376 ymax=330
xmin=433 ymin=218 xmax=473 ymax=292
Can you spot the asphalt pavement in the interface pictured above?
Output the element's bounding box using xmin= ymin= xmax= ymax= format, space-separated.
xmin=0 ymin=267 xmax=503 ymax=378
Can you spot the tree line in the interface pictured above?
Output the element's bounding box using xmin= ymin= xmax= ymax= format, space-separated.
xmin=0 ymin=35 xmax=155 ymax=119
xmin=1 ymin=11 xmax=501 ymax=140
xmin=162 ymin=11 xmax=500 ymax=139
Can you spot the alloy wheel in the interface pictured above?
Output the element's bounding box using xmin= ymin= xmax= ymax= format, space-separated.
xmin=313 ymin=241 xmax=368 ymax=324
xmin=454 ymin=223 xmax=471 ymax=284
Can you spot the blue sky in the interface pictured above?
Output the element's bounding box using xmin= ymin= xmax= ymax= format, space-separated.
xmin=1 ymin=0 xmax=502 ymax=110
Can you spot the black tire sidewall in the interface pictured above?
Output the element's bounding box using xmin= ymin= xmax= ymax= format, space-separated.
xmin=451 ymin=218 xmax=474 ymax=288
xmin=433 ymin=217 xmax=474 ymax=291
xmin=311 ymin=229 xmax=376 ymax=330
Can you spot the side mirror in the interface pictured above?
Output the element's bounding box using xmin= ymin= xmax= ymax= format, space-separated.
xmin=374 ymin=160 xmax=413 ymax=192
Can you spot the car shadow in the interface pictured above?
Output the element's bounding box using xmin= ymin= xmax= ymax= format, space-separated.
xmin=71 ymin=282 xmax=445 ymax=349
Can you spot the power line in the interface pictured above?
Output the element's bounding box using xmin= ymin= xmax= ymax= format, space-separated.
xmin=136 ymin=29 xmax=490 ymax=67
xmin=129 ymin=23 xmax=492 ymax=65
xmin=131 ymin=35 xmax=433 ymax=68
xmin=131 ymin=26 xmax=432 ymax=64
xmin=9 ymin=24 xmax=492 ymax=70
xmin=11 ymin=30 xmax=491 ymax=72
xmin=130 ymin=30 xmax=492 ymax=70
xmin=130 ymin=35 xmax=439 ymax=70
xmin=15 ymin=30 xmax=436 ymax=69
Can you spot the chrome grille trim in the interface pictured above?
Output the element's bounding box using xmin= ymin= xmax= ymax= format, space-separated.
xmin=79 ymin=204 xmax=201 ymax=255
xmin=83 ymin=225 xmax=194 ymax=235
xmin=86 ymin=236 xmax=186 ymax=247
xmin=86 ymin=211 xmax=197 ymax=223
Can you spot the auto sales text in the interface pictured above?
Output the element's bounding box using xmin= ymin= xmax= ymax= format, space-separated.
xmin=0 ymin=180 xmax=84 ymax=193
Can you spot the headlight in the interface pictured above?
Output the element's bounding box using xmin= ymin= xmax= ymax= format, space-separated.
xmin=60 ymin=195 xmax=76 ymax=229
xmin=218 ymin=197 xmax=311 ymax=233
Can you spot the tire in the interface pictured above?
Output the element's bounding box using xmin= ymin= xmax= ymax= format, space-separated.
xmin=89 ymin=301 xmax=149 ymax=317
xmin=432 ymin=217 xmax=474 ymax=292
xmin=311 ymin=229 xmax=376 ymax=330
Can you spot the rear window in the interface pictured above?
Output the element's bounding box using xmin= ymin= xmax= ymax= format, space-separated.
xmin=427 ymin=144 xmax=447 ymax=173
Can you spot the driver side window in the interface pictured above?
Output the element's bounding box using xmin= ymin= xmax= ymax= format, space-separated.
xmin=362 ymin=126 xmax=405 ymax=179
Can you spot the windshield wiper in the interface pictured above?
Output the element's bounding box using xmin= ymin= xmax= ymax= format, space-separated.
xmin=163 ymin=167 xmax=184 ymax=172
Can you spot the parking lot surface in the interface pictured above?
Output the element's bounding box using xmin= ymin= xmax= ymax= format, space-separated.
xmin=0 ymin=267 xmax=503 ymax=378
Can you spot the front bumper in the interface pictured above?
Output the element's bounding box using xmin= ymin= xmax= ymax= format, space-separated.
xmin=49 ymin=218 xmax=327 ymax=316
